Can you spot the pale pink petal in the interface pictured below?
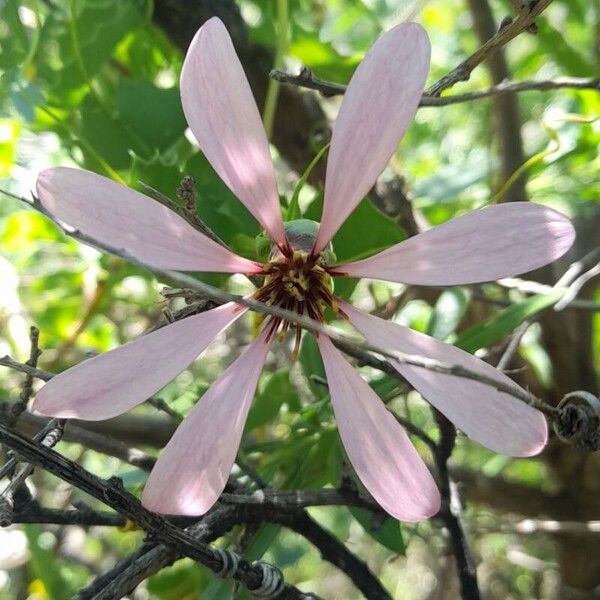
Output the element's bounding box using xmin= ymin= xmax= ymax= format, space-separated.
xmin=33 ymin=303 xmax=246 ymax=420
xmin=181 ymin=18 xmax=287 ymax=248
xmin=335 ymin=203 xmax=575 ymax=285
xmin=313 ymin=23 xmax=431 ymax=255
xmin=37 ymin=168 xmax=261 ymax=274
xmin=341 ymin=302 xmax=548 ymax=456
xmin=142 ymin=329 xmax=271 ymax=515
xmin=316 ymin=335 xmax=440 ymax=522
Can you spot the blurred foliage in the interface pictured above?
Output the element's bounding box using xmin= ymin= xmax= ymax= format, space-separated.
xmin=0 ymin=0 xmax=598 ymax=599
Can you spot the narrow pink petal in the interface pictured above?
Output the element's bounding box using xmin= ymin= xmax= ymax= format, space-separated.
xmin=142 ymin=329 xmax=271 ymax=515
xmin=37 ymin=168 xmax=261 ymax=274
xmin=316 ymin=335 xmax=440 ymax=522
xmin=181 ymin=18 xmax=287 ymax=248
xmin=33 ymin=303 xmax=246 ymax=420
xmin=342 ymin=302 xmax=548 ymax=456
xmin=313 ymin=23 xmax=431 ymax=255
xmin=335 ymin=203 xmax=575 ymax=285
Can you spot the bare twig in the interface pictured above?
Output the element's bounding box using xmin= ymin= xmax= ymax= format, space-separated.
xmin=272 ymin=510 xmax=393 ymax=600
xmin=73 ymin=502 xmax=389 ymax=600
xmin=0 ymin=424 xmax=320 ymax=600
xmin=0 ymin=355 xmax=52 ymax=381
xmin=497 ymin=248 xmax=600 ymax=370
xmin=7 ymin=327 xmax=42 ymax=423
xmin=433 ymin=412 xmax=480 ymax=600
xmin=422 ymin=77 xmax=599 ymax=105
xmin=427 ymin=0 xmax=555 ymax=97
xmin=0 ymin=417 xmax=61 ymax=480
xmin=270 ymin=68 xmax=599 ymax=105
xmin=0 ymin=419 xmax=65 ymax=526
xmin=3 ymin=189 xmax=591 ymax=430
xmin=12 ymin=504 xmax=126 ymax=527
xmin=219 ymin=488 xmax=377 ymax=512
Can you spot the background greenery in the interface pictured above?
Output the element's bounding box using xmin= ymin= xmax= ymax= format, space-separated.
xmin=0 ymin=0 xmax=598 ymax=598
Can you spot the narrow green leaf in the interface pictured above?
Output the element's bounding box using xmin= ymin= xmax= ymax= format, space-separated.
xmin=286 ymin=142 xmax=329 ymax=220
xmin=349 ymin=508 xmax=406 ymax=555
xmin=455 ymin=291 xmax=564 ymax=353
xmin=246 ymin=369 xmax=299 ymax=430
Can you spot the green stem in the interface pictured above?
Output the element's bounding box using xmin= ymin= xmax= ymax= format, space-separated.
xmin=262 ymin=0 xmax=289 ymax=139
xmin=489 ymin=122 xmax=560 ymax=204
xmin=67 ymin=0 xmax=110 ymax=112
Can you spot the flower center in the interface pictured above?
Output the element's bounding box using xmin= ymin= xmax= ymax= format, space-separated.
xmin=254 ymin=249 xmax=337 ymax=355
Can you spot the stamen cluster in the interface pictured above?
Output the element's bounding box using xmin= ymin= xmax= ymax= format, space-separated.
xmin=254 ymin=249 xmax=337 ymax=352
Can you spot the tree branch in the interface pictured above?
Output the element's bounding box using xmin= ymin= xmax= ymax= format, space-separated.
xmin=4 ymin=187 xmax=599 ymax=450
xmin=433 ymin=412 xmax=480 ymax=600
xmin=427 ymin=0 xmax=556 ymax=96
xmin=270 ymin=68 xmax=599 ymax=105
xmin=0 ymin=424 xmax=320 ymax=600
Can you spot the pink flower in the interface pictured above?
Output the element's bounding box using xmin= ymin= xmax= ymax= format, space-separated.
xmin=34 ymin=18 xmax=575 ymax=522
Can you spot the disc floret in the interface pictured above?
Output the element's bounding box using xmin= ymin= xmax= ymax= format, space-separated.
xmin=254 ymin=220 xmax=337 ymax=353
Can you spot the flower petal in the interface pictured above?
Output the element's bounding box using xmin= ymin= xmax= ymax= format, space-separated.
xmin=313 ymin=22 xmax=431 ymax=255
xmin=181 ymin=18 xmax=287 ymax=248
xmin=33 ymin=303 xmax=246 ymax=420
xmin=316 ymin=334 xmax=440 ymax=522
xmin=335 ymin=203 xmax=575 ymax=285
xmin=142 ymin=329 xmax=271 ymax=515
xmin=341 ymin=302 xmax=548 ymax=456
xmin=37 ymin=168 xmax=260 ymax=274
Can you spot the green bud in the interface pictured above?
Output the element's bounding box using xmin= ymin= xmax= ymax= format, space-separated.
xmin=254 ymin=219 xmax=337 ymax=265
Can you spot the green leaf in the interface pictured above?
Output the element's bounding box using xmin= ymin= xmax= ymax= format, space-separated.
xmin=298 ymin=429 xmax=340 ymax=487
xmin=349 ymin=508 xmax=406 ymax=555
xmin=78 ymin=96 xmax=146 ymax=170
xmin=0 ymin=118 xmax=20 ymax=176
xmin=147 ymin=559 xmax=204 ymax=599
xmin=313 ymin=195 xmax=406 ymax=263
xmin=455 ymin=291 xmax=565 ymax=353
xmin=427 ymin=287 xmax=470 ymax=340
xmin=244 ymin=523 xmax=281 ymax=561
xmin=299 ymin=333 xmax=326 ymax=398
xmin=0 ymin=0 xmax=29 ymax=70
xmin=38 ymin=0 xmax=150 ymax=100
xmin=117 ymin=81 xmax=187 ymax=152
xmin=370 ymin=374 xmax=400 ymax=400
xmin=130 ymin=151 xmax=183 ymax=198
xmin=246 ymin=369 xmax=300 ymax=430
xmin=537 ymin=21 xmax=595 ymax=77
xmin=288 ymin=37 xmax=360 ymax=83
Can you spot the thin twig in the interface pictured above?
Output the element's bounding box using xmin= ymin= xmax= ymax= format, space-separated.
xmin=427 ymin=0 xmax=555 ymax=97
xmin=270 ymin=68 xmax=599 ymax=104
xmin=0 ymin=424 xmax=320 ymax=600
xmin=497 ymin=248 xmax=600 ymax=369
xmin=0 ymin=419 xmax=65 ymax=526
xmin=219 ymin=488 xmax=377 ymax=511
xmin=12 ymin=505 xmax=126 ymax=527
xmin=0 ymin=355 xmax=52 ymax=381
xmin=0 ymin=417 xmax=61 ymax=480
xmin=433 ymin=412 xmax=480 ymax=600
xmin=273 ymin=511 xmax=392 ymax=600
xmin=74 ymin=503 xmax=387 ymax=600
xmin=0 ymin=189 xmax=576 ymax=422
xmin=8 ymin=326 xmax=41 ymax=423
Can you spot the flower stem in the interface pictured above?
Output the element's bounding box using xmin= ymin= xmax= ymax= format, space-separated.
xmin=262 ymin=0 xmax=289 ymax=140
